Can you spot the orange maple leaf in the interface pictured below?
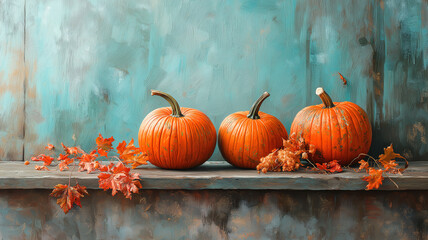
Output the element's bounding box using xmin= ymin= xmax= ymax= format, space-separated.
xmin=358 ymin=160 xmax=369 ymax=172
xmin=50 ymin=184 xmax=88 ymax=214
xmin=378 ymin=144 xmax=406 ymax=172
xmin=61 ymin=143 xmax=84 ymax=155
xmin=31 ymin=154 xmax=54 ymax=166
xmin=58 ymin=155 xmax=74 ymax=171
xmin=316 ymin=160 xmax=343 ymax=173
xmin=35 ymin=165 xmax=50 ymax=171
xmin=45 ymin=144 xmax=55 ymax=151
xmin=98 ymin=162 xmax=142 ymax=199
xmin=362 ymin=168 xmax=384 ymax=190
xmin=77 ymin=150 xmax=100 ymax=173
xmin=96 ymin=134 xmax=114 ymax=157
xmin=24 ymin=161 xmax=30 ymax=165
xmin=117 ymin=139 xmax=148 ymax=169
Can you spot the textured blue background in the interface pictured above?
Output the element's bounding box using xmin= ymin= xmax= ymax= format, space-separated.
xmin=0 ymin=0 xmax=426 ymax=161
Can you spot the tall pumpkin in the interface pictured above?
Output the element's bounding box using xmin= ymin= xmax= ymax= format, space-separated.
xmin=138 ymin=90 xmax=216 ymax=169
xmin=290 ymin=87 xmax=372 ymax=165
xmin=218 ymin=92 xmax=288 ymax=169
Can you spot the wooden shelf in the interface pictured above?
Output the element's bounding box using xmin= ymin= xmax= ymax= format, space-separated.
xmin=0 ymin=161 xmax=426 ymax=190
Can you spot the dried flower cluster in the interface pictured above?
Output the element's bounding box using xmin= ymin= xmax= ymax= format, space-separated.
xmin=256 ymin=133 xmax=315 ymax=173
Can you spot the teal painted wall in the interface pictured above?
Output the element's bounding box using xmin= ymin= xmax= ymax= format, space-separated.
xmin=0 ymin=0 xmax=427 ymax=161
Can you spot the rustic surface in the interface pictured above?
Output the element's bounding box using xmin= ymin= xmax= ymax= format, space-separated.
xmin=0 ymin=0 xmax=427 ymax=161
xmin=1 ymin=161 xmax=426 ymax=190
xmin=0 ymin=189 xmax=426 ymax=239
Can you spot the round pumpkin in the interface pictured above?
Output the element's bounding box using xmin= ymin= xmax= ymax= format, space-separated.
xmin=138 ymin=90 xmax=216 ymax=169
xmin=218 ymin=92 xmax=288 ymax=169
xmin=290 ymin=87 xmax=372 ymax=165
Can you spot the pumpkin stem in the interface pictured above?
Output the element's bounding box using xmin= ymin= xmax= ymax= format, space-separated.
xmin=316 ymin=87 xmax=335 ymax=108
xmin=247 ymin=92 xmax=270 ymax=119
xmin=151 ymin=90 xmax=184 ymax=117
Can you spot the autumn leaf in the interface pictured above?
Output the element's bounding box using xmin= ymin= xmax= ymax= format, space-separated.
xmin=45 ymin=144 xmax=55 ymax=151
xmin=362 ymin=168 xmax=384 ymax=190
xmin=98 ymin=162 xmax=142 ymax=199
xmin=358 ymin=160 xmax=369 ymax=172
xmin=57 ymin=154 xmax=74 ymax=171
xmin=96 ymin=133 xmax=114 ymax=157
xmin=117 ymin=139 xmax=149 ymax=169
xmin=315 ymin=160 xmax=343 ymax=173
xmin=35 ymin=165 xmax=50 ymax=171
xmin=50 ymin=184 xmax=88 ymax=214
xmin=61 ymin=143 xmax=84 ymax=155
xmin=257 ymin=133 xmax=314 ymax=173
xmin=378 ymin=144 xmax=407 ymax=173
xmin=79 ymin=161 xmax=100 ymax=174
xmin=31 ymin=154 xmax=54 ymax=166
xmin=24 ymin=161 xmax=30 ymax=165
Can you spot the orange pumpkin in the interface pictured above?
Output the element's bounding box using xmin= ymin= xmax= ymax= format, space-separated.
xmin=290 ymin=87 xmax=372 ymax=165
xmin=218 ymin=92 xmax=288 ymax=169
xmin=138 ymin=90 xmax=216 ymax=169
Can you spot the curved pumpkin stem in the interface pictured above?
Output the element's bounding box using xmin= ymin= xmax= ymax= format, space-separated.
xmin=247 ymin=92 xmax=270 ymax=119
xmin=316 ymin=87 xmax=335 ymax=108
xmin=151 ymin=90 xmax=184 ymax=117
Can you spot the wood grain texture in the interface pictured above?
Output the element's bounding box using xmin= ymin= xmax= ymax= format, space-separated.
xmin=0 ymin=161 xmax=427 ymax=190
xmin=0 ymin=0 xmax=426 ymax=161
xmin=0 ymin=0 xmax=25 ymax=160
xmin=0 ymin=189 xmax=426 ymax=239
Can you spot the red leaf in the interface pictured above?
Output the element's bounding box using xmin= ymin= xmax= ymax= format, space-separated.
xmin=50 ymin=184 xmax=88 ymax=214
xmin=315 ymin=160 xmax=343 ymax=173
xmin=45 ymin=144 xmax=55 ymax=151
xmin=362 ymin=168 xmax=384 ymax=190
xmin=31 ymin=154 xmax=54 ymax=166
xmin=98 ymin=162 xmax=142 ymax=199
xmin=96 ymin=134 xmax=114 ymax=157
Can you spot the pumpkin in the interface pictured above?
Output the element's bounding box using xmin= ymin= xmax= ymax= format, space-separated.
xmin=138 ymin=90 xmax=216 ymax=169
xmin=218 ymin=92 xmax=288 ymax=169
xmin=290 ymin=87 xmax=372 ymax=165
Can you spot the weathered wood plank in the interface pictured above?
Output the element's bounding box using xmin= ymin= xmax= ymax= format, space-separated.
xmin=0 ymin=0 xmax=25 ymax=160
xmin=0 ymin=161 xmax=426 ymax=190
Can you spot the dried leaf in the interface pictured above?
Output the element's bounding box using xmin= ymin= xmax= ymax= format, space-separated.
xmin=24 ymin=161 xmax=30 ymax=165
xmin=31 ymin=154 xmax=54 ymax=166
xmin=378 ymin=144 xmax=407 ymax=173
xmin=315 ymin=160 xmax=343 ymax=173
xmin=358 ymin=160 xmax=369 ymax=172
xmin=362 ymin=168 xmax=384 ymax=190
xmin=45 ymin=144 xmax=55 ymax=151
xmin=50 ymin=184 xmax=88 ymax=214
xmin=35 ymin=165 xmax=50 ymax=171
xmin=98 ymin=162 xmax=142 ymax=199
xmin=257 ymin=133 xmax=313 ymax=173
xmin=117 ymin=139 xmax=148 ymax=169
xmin=96 ymin=134 xmax=114 ymax=157
xmin=61 ymin=143 xmax=84 ymax=155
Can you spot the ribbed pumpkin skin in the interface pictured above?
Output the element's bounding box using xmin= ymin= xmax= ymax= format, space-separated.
xmin=290 ymin=102 xmax=372 ymax=165
xmin=218 ymin=111 xmax=288 ymax=169
xmin=138 ymin=107 xmax=216 ymax=169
